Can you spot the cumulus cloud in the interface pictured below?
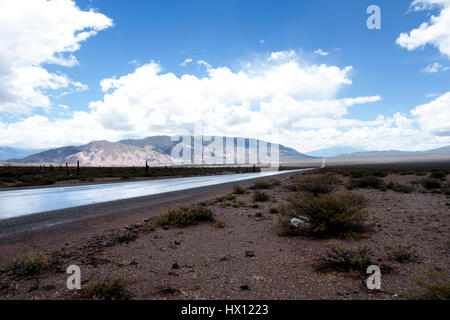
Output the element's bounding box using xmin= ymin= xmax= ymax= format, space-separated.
xmin=314 ymin=49 xmax=329 ymax=56
xmin=1 ymin=50 xmax=449 ymax=152
xmin=0 ymin=0 xmax=113 ymax=114
xmin=396 ymin=0 xmax=450 ymax=58
xmin=411 ymin=91 xmax=450 ymax=136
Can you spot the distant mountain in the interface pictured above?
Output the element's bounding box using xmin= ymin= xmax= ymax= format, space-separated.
xmin=0 ymin=147 xmax=43 ymax=161
xmin=336 ymin=146 xmax=450 ymax=158
xmin=11 ymin=136 xmax=313 ymax=166
xmin=306 ymin=147 xmax=366 ymax=158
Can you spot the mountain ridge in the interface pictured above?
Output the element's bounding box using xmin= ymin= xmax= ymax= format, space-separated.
xmin=8 ymin=135 xmax=313 ymax=166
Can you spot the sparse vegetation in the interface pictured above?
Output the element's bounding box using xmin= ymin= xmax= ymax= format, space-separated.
xmin=385 ymin=182 xmax=414 ymax=194
xmin=279 ymin=192 xmax=369 ymax=237
xmin=386 ymin=245 xmax=418 ymax=263
xmin=249 ymin=180 xmax=274 ymax=190
xmin=83 ymin=277 xmax=131 ymax=300
xmin=223 ymin=193 xmax=236 ymax=201
xmin=317 ymin=242 xmax=373 ymax=274
xmin=405 ymin=268 xmax=450 ymax=300
xmin=348 ymin=176 xmax=384 ymax=190
xmin=253 ymin=190 xmax=270 ymax=202
xmin=232 ymin=185 xmax=246 ymax=194
xmin=418 ymin=178 xmax=442 ymax=190
xmin=2 ymin=256 xmax=44 ymax=276
xmin=214 ymin=219 xmax=226 ymax=228
xmin=155 ymin=206 xmax=213 ymax=227
xmin=294 ymin=175 xmax=340 ymax=196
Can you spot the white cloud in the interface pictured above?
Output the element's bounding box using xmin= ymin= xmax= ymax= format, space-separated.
xmin=0 ymin=0 xmax=113 ymax=114
xmin=259 ymin=40 xmax=265 ymax=44
xmin=179 ymin=58 xmax=193 ymax=67
xmin=396 ymin=0 xmax=450 ymax=58
xmin=411 ymin=91 xmax=450 ymax=136
xmin=267 ymin=50 xmax=296 ymax=61
xmin=421 ymin=62 xmax=450 ymax=72
xmin=314 ymin=49 xmax=329 ymax=56
xmin=2 ymin=52 xmax=449 ymax=152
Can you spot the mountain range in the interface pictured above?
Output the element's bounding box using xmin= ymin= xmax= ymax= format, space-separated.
xmin=0 ymin=147 xmax=43 ymax=161
xmin=5 ymin=136 xmax=313 ymax=166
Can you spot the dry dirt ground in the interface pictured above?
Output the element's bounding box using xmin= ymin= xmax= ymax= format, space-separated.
xmin=0 ymin=169 xmax=448 ymax=300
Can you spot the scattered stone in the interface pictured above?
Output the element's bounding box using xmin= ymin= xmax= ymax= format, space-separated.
xmin=245 ymin=251 xmax=255 ymax=257
xmin=240 ymin=285 xmax=250 ymax=291
xmin=219 ymin=256 xmax=229 ymax=262
xmin=172 ymin=263 xmax=179 ymax=269
xmin=162 ymin=225 xmax=169 ymax=230
xmin=174 ymin=240 xmax=181 ymax=245
xmin=144 ymin=218 xmax=150 ymax=223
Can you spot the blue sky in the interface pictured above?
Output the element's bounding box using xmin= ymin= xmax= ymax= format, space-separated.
xmin=0 ymin=0 xmax=449 ymax=152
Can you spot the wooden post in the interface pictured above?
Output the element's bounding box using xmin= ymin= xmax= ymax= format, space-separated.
xmin=66 ymin=163 xmax=69 ymax=176
xmin=77 ymin=160 xmax=80 ymax=175
xmin=59 ymin=164 xmax=62 ymax=172
xmin=145 ymin=161 xmax=149 ymax=175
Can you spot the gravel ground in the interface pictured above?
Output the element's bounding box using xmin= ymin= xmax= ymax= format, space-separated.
xmin=0 ymin=171 xmax=448 ymax=300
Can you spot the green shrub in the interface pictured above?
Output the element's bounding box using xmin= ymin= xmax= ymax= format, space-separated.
xmin=253 ymin=191 xmax=270 ymax=202
xmin=232 ymin=186 xmax=246 ymax=194
xmin=419 ymin=178 xmax=442 ymax=190
xmin=224 ymin=193 xmax=236 ymax=201
xmin=155 ymin=206 xmax=213 ymax=227
xmin=349 ymin=176 xmax=384 ymax=189
xmin=385 ymin=182 xmax=414 ymax=194
xmin=430 ymin=170 xmax=447 ymax=179
xmin=214 ymin=219 xmax=226 ymax=228
xmin=220 ymin=201 xmax=231 ymax=208
xmin=250 ymin=180 xmax=273 ymax=190
xmin=279 ymin=192 xmax=369 ymax=237
xmin=232 ymin=200 xmax=245 ymax=208
xmin=386 ymin=245 xmax=418 ymax=263
xmin=296 ymin=175 xmax=340 ymax=196
xmin=405 ymin=268 xmax=450 ymax=300
xmin=317 ymin=242 xmax=373 ymax=273
xmin=84 ymin=277 xmax=131 ymax=300
xmin=3 ymin=256 xmax=43 ymax=276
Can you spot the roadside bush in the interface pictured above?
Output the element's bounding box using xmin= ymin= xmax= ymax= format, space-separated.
xmin=155 ymin=206 xmax=213 ymax=227
xmin=223 ymin=193 xmax=236 ymax=201
xmin=295 ymin=175 xmax=340 ymax=196
xmin=317 ymin=242 xmax=373 ymax=274
xmin=405 ymin=268 xmax=450 ymax=300
xmin=83 ymin=277 xmax=131 ymax=300
xmin=253 ymin=191 xmax=270 ymax=202
xmin=250 ymin=180 xmax=273 ymax=190
xmin=232 ymin=186 xmax=246 ymax=194
xmin=279 ymin=192 xmax=369 ymax=237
